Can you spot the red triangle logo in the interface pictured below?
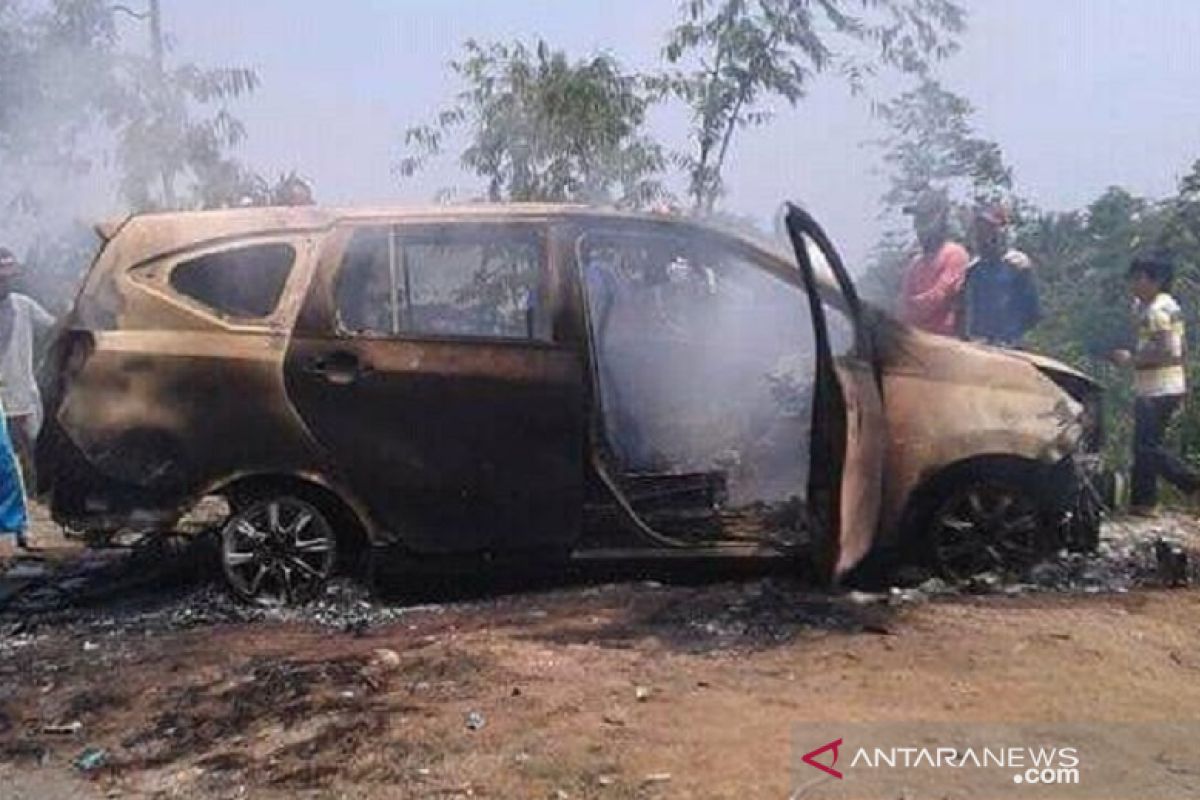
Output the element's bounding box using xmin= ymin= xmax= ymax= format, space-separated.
xmin=802 ymin=738 xmax=844 ymax=780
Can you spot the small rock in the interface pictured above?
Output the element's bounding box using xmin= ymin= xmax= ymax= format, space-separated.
xmin=916 ymin=576 xmax=952 ymax=595
xmin=465 ymin=710 xmax=486 ymax=731
xmin=370 ymin=648 xmax=402 ymax=671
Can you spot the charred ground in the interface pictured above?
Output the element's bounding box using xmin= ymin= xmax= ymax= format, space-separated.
xmin=1 ymin=513 xmax=1199 ymax=799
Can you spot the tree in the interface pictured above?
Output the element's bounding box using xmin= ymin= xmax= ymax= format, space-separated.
xmin=659 ymin=0 xmax=966 ymax=212
xmin=861 ymin=77 xmax=1012 ymax=305
xmin=0 ymin=0 xmax=260 ymax=219
xmin=398 ymin=39 xmax=670 ymax=208
xmin=872 ymin=77 xmax=1012 ymax=215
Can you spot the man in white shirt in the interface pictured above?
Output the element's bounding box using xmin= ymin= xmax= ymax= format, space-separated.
xmin=0 ymin=248 xmax=55 ymax=488
xmin=1111 ymin=256 xmax=1198 ymax=514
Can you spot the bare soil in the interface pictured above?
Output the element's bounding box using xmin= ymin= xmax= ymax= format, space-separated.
xmin=2 ymin=514 xmax=1200 ymax=799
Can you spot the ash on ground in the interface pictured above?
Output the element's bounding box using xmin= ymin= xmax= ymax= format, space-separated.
xmin=1 ymin=514 xmax=1197 ymax=648
xmin=883 ymin=512 xmax=1200 ymax=603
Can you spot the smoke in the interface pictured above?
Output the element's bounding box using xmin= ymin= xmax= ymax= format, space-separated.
xmin=583 ymin=222 xmax=830 ymax=542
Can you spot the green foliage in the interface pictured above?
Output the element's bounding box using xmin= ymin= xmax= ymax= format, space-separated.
xmin=1021 ymin=172 xmax=1200 ymax=472
xmin=659 ymin=0 xmax=966 ymax=211
xmin=860 ymin=78 xmax=1013 ymax=306
xmin=399 ymin=39 xmax=670 ymax=208
xmin=872 ymin=77 xmax=1012 ymax=212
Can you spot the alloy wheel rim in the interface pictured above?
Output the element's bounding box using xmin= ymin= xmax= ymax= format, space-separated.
xmin=931 ymin=483 xmax=1044 ymax=580
xmin=222 ymin=498 xmax=335 ymax=605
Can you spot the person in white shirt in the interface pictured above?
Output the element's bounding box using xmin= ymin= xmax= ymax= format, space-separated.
xmin=1110 ymin=256 xmax=1198 ymax=514
xmin=0 ymin=248 xmax=55 ymax=489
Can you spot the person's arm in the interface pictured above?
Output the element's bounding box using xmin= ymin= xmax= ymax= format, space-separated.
xmin=1017 ymin=269 xmax=1040 ymax=334
xmin=29 ymin=298 xmax=55 ymax=335
xmin=1131 ymin=306 xmax=1182 ymax=369
xmin=959 ymin=267 xmax=976 ymax=339
xmin=1133 ymin=331 xmax=1182 ymax=369
xmin=904 ymin=245 xmax=968 ymax=319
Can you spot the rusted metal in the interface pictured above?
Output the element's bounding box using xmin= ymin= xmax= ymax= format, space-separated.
xmin=38 ymin=204 xmax=1101 ymax=585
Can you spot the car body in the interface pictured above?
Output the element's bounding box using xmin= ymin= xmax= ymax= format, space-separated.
xmin=37 ymin=203 xmax=1103 ymax=602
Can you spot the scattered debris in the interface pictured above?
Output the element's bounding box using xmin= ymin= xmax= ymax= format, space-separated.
xmin=73 ymin=746 xmax=108 ymax=773
xmin=42 ymin=720 xmax=83 ymax=736
xmin=465 ymin=710 xmax=486 ymax=731
xmin=1155 ymin=538 xmax=1190 ymax=587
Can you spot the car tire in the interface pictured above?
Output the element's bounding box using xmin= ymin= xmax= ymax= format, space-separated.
xmin=220 ymin=495 xmax=337 ymax=606
xmin=919 ymin=471 xmax=1058 ymax=581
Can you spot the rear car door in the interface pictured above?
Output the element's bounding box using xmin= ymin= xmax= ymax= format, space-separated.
xmin=283 ymin=220 xmax=585 ymax=554
xmin=784 ymin=204 xmax=887 ymax=581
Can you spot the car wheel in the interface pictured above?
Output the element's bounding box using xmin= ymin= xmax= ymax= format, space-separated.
xmin=220 ymin=495 xmax=336 ymax=606
xmin=926 ymin=477 xmax=1053 ymax=581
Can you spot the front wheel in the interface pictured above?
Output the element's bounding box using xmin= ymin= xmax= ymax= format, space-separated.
xmin=923 ymin=476 xmax=1056 ymax=581
xmin=220 ymin=495 xmax=337 ymax=605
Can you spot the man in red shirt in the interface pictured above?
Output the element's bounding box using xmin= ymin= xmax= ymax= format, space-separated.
xmin=900 ymin=191 xmax=970 ymax=336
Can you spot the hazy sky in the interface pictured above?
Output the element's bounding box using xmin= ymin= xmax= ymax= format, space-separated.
xmin=156 ymin=0 xmax=1200 ymax=264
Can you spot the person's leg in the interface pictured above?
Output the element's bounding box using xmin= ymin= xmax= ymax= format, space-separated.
xmin=1131 ymin=397 xmax=1169 ymax=510
xmin=1143 ymin=396 xmax=1200 ymax=494
xmin=6 ymin=414 xmax=34 ymax=491
xmin=0 ymin=414 xmax=29 ymax=548
xmin=1128 ymin=398 xmax=1156 ymax=506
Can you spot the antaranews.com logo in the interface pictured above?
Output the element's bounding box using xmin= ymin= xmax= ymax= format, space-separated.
xmin=801 ymin=736 xmax=1080 ymax=785
xmin=791 ymin=723 xmax=1200 ymax=799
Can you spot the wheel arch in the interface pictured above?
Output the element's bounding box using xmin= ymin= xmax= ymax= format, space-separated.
xmin=209 ymin=471 xmax=373 ymax=553
xmin=897 ymin=453 xmax=1051 ymax=546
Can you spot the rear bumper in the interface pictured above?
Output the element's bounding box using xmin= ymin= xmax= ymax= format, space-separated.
xmin=37 ymin=418 xmax=185 ymax=535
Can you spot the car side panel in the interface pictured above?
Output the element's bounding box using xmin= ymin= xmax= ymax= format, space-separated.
xmin=43 ymin=235 xmax=328 ymax=529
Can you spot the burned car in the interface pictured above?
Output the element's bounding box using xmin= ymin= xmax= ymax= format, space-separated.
xmin=36 ymin=204 xmax=1102 ymax=603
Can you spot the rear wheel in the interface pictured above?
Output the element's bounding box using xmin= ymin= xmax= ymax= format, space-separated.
xmin=924 ymin=475 xmax=1055 ymax=581
xmin=220 ymin=495 xmax=337 ymax=605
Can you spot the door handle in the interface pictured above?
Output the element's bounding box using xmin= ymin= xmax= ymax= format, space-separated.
xmin=306 ymin=351 xmax=373 ymax=385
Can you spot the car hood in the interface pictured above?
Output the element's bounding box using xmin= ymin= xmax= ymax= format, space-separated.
xmin=870 ymin=313 xmax=1098 ymax=393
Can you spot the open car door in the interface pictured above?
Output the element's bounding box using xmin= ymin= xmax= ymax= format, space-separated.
xmin=784 ymin=204 xmax=887 ymax=583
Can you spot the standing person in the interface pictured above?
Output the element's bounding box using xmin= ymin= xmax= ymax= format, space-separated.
xmin=961 ymin=205 xmax=1040 ymax=347
xmin=0 ymin=248 xmax=56 ymax=488
xmin=899 ymin=190 xmax=970 ymax=336
xmin=1111 ymin=257 xmax=1199 ymax=514
xmin=0 ymin=407 xmax=31 ymax=553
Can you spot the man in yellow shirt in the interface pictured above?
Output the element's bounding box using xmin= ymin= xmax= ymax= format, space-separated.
xmin=1111 ymin=257 xmax=1198 ymax=513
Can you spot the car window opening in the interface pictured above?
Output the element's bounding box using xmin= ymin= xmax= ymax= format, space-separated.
xmin=336 ymin=226 xmax=543 ymax=341
xmin=580 ymin=229 xmax=841 ymax=547
xmin=169 ymin=242 xmax=295 ymax=320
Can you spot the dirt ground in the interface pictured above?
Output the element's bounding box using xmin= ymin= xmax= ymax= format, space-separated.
xmin=2 ymin=513 xmax=1200 ymax=799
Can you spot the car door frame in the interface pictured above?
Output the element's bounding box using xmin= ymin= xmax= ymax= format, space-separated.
xmin=283 ymin=215 xmax=587 ymax=555
xmin=784 ymin=203 xmax=887 ymax=583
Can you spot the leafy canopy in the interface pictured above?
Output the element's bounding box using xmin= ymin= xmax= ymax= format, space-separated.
xmin=399 ymin=39 xmax=670 ymax=208
xmin=659 ymin=0 xmax=967 ymax=211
